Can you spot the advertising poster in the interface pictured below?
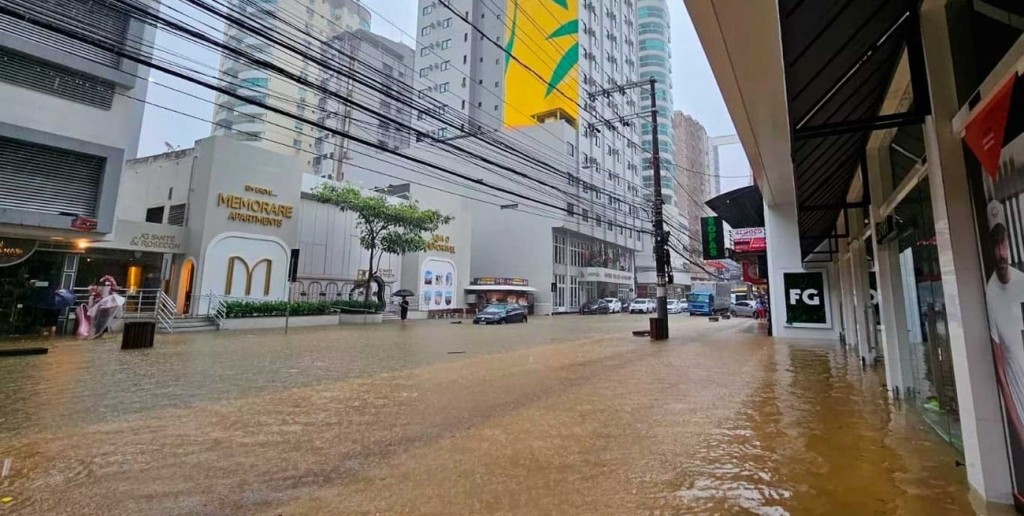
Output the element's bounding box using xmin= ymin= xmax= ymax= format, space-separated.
xmin=782 ymin=271 xmax=830 ymax=328
xmin=503 ymin=0 xmax=579 ymax=128
xmin=963 ymin=72 xmax=1024 ymax=504
xmin=419 ymin=258 xmax=456 ymax=311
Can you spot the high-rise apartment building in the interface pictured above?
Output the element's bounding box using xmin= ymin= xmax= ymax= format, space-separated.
xmin=344 ymin=0 xmax=648 ymax=312
xmin=315 ymin=29 xmax=415 ymax=181
xmin=672 ymin=111 xmax=712 ymax=279
xmin=637 ymin=0 xmax=675 ymax=208
xmin=211 ymin=0 xmax=370 ymax=168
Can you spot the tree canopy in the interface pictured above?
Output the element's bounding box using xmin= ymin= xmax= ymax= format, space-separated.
xmin=313 ymin=183 xmax=454 ymax=301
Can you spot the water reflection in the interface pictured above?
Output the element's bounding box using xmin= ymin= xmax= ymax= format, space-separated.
xmin=0 ymin=318 xmax=978 ymax=514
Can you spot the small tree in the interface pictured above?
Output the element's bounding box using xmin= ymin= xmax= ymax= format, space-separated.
xmin=313 ymin=183 xmax=454 ymax=303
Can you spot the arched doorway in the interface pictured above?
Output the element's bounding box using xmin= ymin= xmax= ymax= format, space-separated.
xmin=177 ymin=258 xmax=195 ymax=315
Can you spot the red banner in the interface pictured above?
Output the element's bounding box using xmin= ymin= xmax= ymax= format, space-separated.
xmin=964 ymin=74 xmax=1017 ymax=178
xmin=742 ymin=258 xmax=767 ymax=285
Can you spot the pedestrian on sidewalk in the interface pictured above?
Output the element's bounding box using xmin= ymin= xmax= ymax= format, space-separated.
xmin=400 ymin=298 xmax=410 ymax=324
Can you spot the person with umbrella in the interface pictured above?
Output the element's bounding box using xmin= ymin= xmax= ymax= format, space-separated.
xmin=393 ymin=289 xmax=414 ymax=324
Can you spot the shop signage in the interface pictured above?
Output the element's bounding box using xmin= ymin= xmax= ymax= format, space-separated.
xmin=424 ymin=234 xmax=455 ymax=253
xmin=581 ymin=267 xmax=633 ymax=285
xmin=217 ymin=183 xmax=294 ymax=228
xmin=701 ymin=216 xmax=726 ymax=260
xmin=961 ymin=70 xmax=1024 ymax=500
xmin=731 ymin=227 xmax=766 ymax=254
xmin=471 ymin=277 xmax=528 ymax=287
xmin=741 ymin=256 xmax=767 ymax=285
xmin=0 ymin=238 xmax=37 ymax=267
xmin=128 ymin=232 xmax=182 ymax=251
xmin=225 ymin=256 xmax=273 ymax=297
xmin=357 ymin=268 xmax=396 ymax=281
xmin=70 ymin=216 xmax=97 ymax=232
xmin=782 ymin=271 xmax=830 ymax=328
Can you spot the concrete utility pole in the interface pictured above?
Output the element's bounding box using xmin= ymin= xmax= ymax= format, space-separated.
xmin=647 ymin=78 xmax=669 ymax=333
xmin=587 ymin=78 xmax=671 ymax=340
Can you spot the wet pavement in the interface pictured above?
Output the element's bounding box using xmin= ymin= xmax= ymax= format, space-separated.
xmin=0 ymin=315 xmax=981 ymax=514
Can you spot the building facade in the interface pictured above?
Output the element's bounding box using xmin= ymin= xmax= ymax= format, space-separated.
xmin=314 ymin=29 xmax=415 ymax=181
xmin=672 ymin=111 xmax=713 ymax=280
xmin=211 ymin=0 xmax=371 ymax=169
xmin=688 ymin=0 xmax=1024 ymax=507
xmin=0 ymin=0 xmax=159 ymax=336
xmin=638 ymin=0 xmax=676 ymax=208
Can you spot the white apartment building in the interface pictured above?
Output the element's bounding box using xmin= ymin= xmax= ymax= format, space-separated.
xmin=405 ymin=0 xmax=648 ymax=309
xmin=315 ymin=29 xmax=415 ymax=181
xmin=211 ymin=0 xmax=370 ymax=168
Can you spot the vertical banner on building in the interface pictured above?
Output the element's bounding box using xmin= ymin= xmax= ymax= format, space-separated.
xmin=701 ymin=216 xmax=726 ymax=260
xmin=782 ymin=270 xmax=830 ymax=328
xmin=962 ymin=72 xmax=1024 ymax=503
xmin=503 ymin=0 xmax=579 ymax=128
xmin=419 ymin=258 xmax=457 ymax=311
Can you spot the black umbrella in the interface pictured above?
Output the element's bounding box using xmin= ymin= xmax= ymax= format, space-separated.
xmin=392 ymin=289 xmax=415 ymax=298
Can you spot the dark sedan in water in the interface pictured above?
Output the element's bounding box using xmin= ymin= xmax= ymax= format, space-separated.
xmin=580 ymin=299 xmax=611 ymax=315
xmin=473 ymin=303 xmax=528 ymax=324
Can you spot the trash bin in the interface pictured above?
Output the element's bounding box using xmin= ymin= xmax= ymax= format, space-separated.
xmin=121 ymin=321 xmax=155 ymax=349
xmin=649 ymin=317 xmax=668 ymax=341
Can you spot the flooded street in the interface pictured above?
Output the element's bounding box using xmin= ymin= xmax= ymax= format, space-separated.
xmin=0 ymin=316 xmax=975 ymax=514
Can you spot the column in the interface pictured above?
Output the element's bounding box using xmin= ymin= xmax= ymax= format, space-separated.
xmin=867 ymin=146 xmax=910 ymax=397
xmin=849 ymin=236 xmax=875 ymax=363
xmin=919 ymin=0 xmax=1013 ymax=503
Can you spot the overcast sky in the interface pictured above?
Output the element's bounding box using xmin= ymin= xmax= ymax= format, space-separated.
xmin=137 ymin=0 xmax=751 ymax=193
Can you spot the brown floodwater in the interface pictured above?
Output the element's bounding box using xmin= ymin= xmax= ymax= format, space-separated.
xmin=0 ymin=315 xmax=985 ymax=514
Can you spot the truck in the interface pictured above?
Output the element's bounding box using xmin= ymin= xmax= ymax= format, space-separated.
xmin=687 ymin=282 xmax=731 ymax=316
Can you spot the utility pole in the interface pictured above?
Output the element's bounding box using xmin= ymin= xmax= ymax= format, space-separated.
xmin=587 ymin=78 xmax=671 ymax=340
xmin=647 ymin=77 xmax=669 ymax=338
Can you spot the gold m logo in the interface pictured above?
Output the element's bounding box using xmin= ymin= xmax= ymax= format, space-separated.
xmin=225 ymin=256 xmax=273 ymax=296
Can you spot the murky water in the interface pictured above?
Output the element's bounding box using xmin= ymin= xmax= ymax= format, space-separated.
xmin=0 ymin=316 xmax=980 ymax=514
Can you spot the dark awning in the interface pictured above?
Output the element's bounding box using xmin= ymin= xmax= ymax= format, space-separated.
xmin=779 ymin=0 xmax=925 ymax=256
xmin=705 ymin=185 xmax=764 ymax=229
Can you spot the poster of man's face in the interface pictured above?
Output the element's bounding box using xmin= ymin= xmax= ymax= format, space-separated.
xmin=965 ymin=73 xmax=1024 ymax=502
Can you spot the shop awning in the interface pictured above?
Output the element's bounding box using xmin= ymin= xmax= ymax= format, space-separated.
xmin=705 ymin=185 xmax=764 ymax=229
xmin=464 ymin=285 xmax=537 ymax=292
xmin=779 ymin=0 xmax=929 ymax=257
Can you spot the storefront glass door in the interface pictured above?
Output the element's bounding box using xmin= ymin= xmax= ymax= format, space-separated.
xmin=894 ymin=178 xmax=962 ymax=451
xmin=0 ymin=249 xmax=65 ymax=337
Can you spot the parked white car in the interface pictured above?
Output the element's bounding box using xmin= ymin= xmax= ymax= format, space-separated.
xmin=667 ymin=299 xmax=683 ymax=314
xmin=628 ymin=298 xmax=655 ymax=314
xmin=730 ymin=300 xmax=756 ymax=317
xmin=603 ymin=298 xmax=623 ymax=313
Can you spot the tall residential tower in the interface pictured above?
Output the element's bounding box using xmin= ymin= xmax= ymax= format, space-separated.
xmin=211 ymin=0 xmax=370 ymax=169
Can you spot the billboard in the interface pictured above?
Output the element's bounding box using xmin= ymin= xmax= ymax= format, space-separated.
xmin=962 ymin=71 xmax=1024 ymax=504
xmin=731 ymin=227 xmax=766 ymax=254
xmin=503 ymin=0 xmax=579 ymax=128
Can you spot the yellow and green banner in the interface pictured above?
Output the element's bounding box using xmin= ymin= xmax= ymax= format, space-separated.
xmin=503 ymin=0 xmax=579 ymax=128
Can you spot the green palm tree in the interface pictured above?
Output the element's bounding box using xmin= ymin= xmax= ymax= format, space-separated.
xmin=505 ymin=0 xmax=579 ymax=99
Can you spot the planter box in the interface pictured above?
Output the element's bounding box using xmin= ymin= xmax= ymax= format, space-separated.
xmin=338 ymin=313 xmax=383 ymax=325
xmin=221 ymin=315 xmax=339 ymax=331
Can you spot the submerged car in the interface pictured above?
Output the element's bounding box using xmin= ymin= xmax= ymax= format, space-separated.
xmin=473 ymin=303 xmax=528 ymax=324
xmin=602 ymin=298 xmax=623 ymax=313
xmin=581 ymin=299 xmax=611 ymax=315
xmin=731 ymin=300 xmax=756 ymax=317
xmin=628 ymin=298 xmax=655 ymax=314
xmin=667 ymin=299 xmax=683 ymax=314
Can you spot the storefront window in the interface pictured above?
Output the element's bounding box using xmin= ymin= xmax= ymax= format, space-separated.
xmin=894 ymin=178 xmax=962 ymax=450
xmin=0 ymin=249 xmax=66 ymax=337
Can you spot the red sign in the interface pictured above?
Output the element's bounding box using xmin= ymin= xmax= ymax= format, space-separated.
xmin=964 ymin=74 xmax=1017 ymax=178
xmin=70 ymin=216 xmax=98 ymax=232
xmin=731 ymin=227 xmax=766 ymax=254
xmin=742 ymin=258 xmax=767 ymax=285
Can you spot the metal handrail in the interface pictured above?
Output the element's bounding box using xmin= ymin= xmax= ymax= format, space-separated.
xmin=155 ymin=291 xmax=176 ymax=333
xmin=207 ymin=292 xmax=227 ymax=329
